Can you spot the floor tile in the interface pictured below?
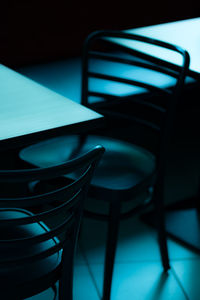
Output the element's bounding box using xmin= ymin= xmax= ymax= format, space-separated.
xmin=89 ymin=262 xmax=187 ymax=300
xmin=75 ymin=243 xmax=87 ymax=265
xmin=80 ymin=216 xmax=199 ymax=266
xmin=73 ymin=265 xmax=100 ymax=300
xmin=172 ymin=259 xmax=200 ymax=300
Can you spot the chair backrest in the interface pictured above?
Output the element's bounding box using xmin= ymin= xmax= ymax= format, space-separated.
xmin=0 ymin=145 xmax=104 ymax=296
xmin=81 ymin=30 xmax=190 ymax=176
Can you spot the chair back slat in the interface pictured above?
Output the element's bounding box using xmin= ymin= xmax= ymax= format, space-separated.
xmin=88 ymin=71 xmax=172 ymax=95
xmin=82 ymin=30 xmax=189 ymax=111
xmin=81 ymin=29 xmax=190 ymax=166
xmin=89 ymin=51 xmax=180 ymax=81
xmin=0 ymin=162 xmax=93 ymax=208
xmin=0 ymin=145 xmax=104 ymax=269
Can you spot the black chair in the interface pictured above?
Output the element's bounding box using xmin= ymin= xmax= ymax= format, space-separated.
xmin=19 ymin=31 xmax=190 ymax=300
xmin=0 ymin=145 xmax=104 ymax=299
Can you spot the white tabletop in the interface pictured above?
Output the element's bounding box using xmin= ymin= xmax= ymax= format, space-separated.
xmin=0 ymin=64 xmax=103 ymax=148
xmin=110 ymin=18 xmax=200 ymax=76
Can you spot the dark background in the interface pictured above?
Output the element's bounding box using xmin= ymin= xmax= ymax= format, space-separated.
xmin=1 ymin=1 xmax=199 ymax=68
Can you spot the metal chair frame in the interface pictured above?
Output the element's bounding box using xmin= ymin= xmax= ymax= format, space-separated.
xmin=0 ymin=145 xmax=104 ymax=300
xmin=80 ymin=30 xmax=190 ymax=300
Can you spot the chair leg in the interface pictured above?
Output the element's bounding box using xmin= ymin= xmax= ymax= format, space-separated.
xmin=153 ymin=183 xmax=170 ymax=272
xmin=103 ymin=198 xmax=121 ymax=300
xmin=59 ymin=241 xmax=74 ymax=300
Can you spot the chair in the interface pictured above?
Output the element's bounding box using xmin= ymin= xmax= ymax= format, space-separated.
xmin=19 ymin=31 xmax=190 ymax=300
xmin=0 ymin=145 xmax=104 ymax=299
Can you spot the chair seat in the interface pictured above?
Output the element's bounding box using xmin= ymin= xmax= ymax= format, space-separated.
xmin=0 ymin=209 xmax=62 ymax=286
xmin=20 ymin=135 xmax=156 ymax=190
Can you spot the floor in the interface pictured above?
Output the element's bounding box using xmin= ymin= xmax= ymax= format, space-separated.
xmin=18 ymin=58 xmax=200 ymax=300
xmin=77 ymin=215 xmax=200 ymax=300
xmin=27 ymin=214 xmax=200 ymax=300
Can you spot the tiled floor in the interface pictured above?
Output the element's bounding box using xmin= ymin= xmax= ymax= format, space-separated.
xmin=28 ymin=214 xmax=200 ymax=300
xmin=77 ymin=214 xmax=200 ymax=300
xmin=19 ymin=58 xmax=200 ymax=299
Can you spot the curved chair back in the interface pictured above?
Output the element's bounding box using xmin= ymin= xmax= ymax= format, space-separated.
xmin=81 ymin=30 xmax=190 ymax=178
xmin=0 ymin=145 xmax=104 ymax=299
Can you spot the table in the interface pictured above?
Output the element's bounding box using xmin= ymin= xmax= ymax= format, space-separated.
xmin=0 ymin=64 xmax=103 ymax=151
xmin=110 ymin=18 xmax=200 ymax=253
xmin=112 ymin=17 xmax=200 ymax=79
